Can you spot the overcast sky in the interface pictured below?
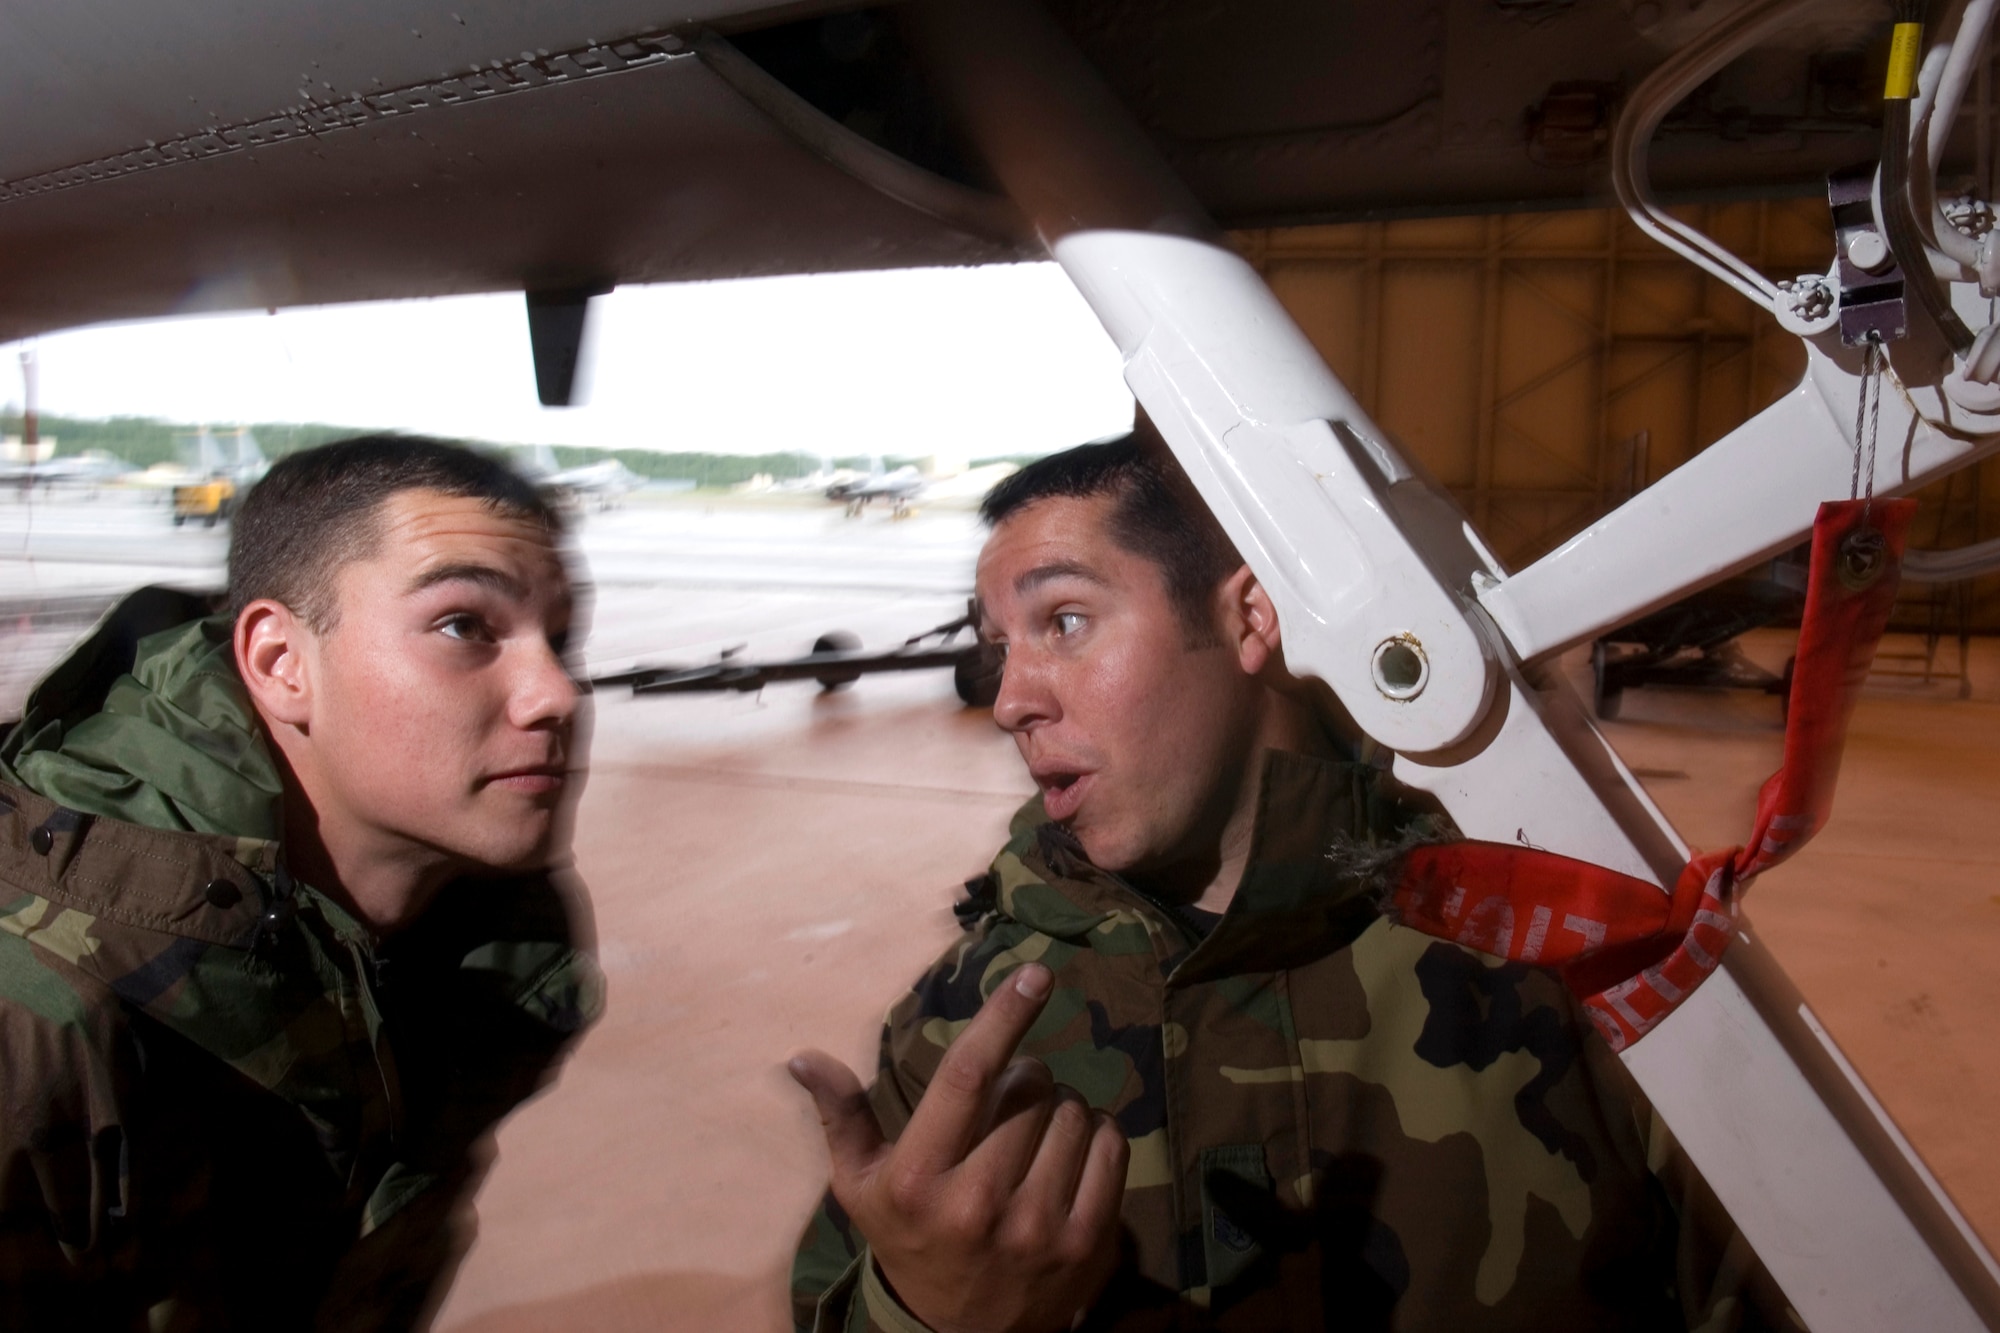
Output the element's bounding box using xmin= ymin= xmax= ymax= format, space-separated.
xmin=4 ymin=262 xmax=1135 ymax=459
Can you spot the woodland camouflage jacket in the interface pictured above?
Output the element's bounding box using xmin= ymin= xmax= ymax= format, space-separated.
xmin=0 ymin=589 xmax=604 ymax=1331
xmin=794 ymin=749 xmax=1777 ymax=1332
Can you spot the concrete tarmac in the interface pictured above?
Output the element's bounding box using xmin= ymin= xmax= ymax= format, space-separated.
xmin=2 ymin=490 xmax=1995 ymax=1328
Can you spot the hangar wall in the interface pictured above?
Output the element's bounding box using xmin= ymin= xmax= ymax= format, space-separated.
xmin=1241 ymin=201 xmax=2000 ymax=640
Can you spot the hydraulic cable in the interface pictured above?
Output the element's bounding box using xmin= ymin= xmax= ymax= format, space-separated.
xmin=1912 ymin=0 xmax=1976 ymax=263
xmin=1881 ymin=6 xmax=1978 ymax=353
xmin=1902 ymin=535 xmax=2000 ymax=581
xmin=1608 ymin=0 xmax=1815 ymax=312
xmin=1920 ymin=0 xmax=1999 ymax=267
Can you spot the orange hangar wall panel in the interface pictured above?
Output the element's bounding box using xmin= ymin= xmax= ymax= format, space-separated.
xmin=1242 ymin=200 xmax=2000 ymax=635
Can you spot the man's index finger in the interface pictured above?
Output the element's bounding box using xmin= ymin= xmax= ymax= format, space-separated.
xmin=892 ymin=962 xmax=1056 ymax=1179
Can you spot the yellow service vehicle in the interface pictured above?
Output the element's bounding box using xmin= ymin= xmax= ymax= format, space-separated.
xmin=171 ymin=478 xmax=235 ymax=527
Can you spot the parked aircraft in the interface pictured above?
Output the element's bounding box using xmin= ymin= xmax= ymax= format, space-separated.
xmin=0 ymin=450 xmax=135 ymax=492
xmin=511 ymin=442 xmax=645 ymax=510
xmin=3 ymin=1 xmax=1998 ymax=1327
xmin=825 ymin=459 xmax=924 ymax=515
xmin=545 ymin=457 xmax=645 ymax=510
xmin=0 ymin=347 xmax=132 ymax=492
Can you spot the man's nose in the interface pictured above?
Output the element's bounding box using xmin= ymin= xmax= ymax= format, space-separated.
xmin=511 ymin=639 xmax=581 ymax=730
xmin=990 ymin=650 xmax=1056 ymax=734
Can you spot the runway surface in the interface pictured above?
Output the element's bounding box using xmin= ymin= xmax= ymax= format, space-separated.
xmin=0 ymin=489 xmax=983 ymax=715
xmin=2 ymin=489 xmax=1995 ymax=1330
xmin=0 ymin=486 xmax=982 ymax=597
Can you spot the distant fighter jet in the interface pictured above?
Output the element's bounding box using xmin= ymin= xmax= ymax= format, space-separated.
xmin=512 ymin=443 xmax=644 ymax=511
xmin=545 ymin=457 xmax=644 ymax=510
xmin=825 ymin=459 xmax=924 ymax=516
xmin=0 ymin=450 xmax=135 ymax=491
xmin=0 ymin=348 xmax=133 ymax=493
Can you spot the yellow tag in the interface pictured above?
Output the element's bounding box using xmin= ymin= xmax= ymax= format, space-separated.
xmin=1886 ymin=22 xmax=1923 ymax=100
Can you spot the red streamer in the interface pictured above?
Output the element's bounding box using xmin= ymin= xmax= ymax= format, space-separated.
xmin=1386 ymin=499 xmax=1915 ymax=1051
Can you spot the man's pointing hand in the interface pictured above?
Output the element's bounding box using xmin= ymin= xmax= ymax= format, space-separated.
xmin=789 ymin=963 xmax=1130 ymax=1333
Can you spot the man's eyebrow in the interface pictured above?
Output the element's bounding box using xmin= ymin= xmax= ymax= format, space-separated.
xmin=1015 ymin=560 xmax=1106 ymax=595
xmin=404 ymin=562 xmax=527 ymax=599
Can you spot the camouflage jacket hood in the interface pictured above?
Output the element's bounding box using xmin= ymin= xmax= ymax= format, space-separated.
xmin=0 ymin=588 xmax=603 ymax=1331
xmin=1 ymin=586 xmax=285 ymax=841
xmin=795 ymin=749 xmax=1699 ymax=1333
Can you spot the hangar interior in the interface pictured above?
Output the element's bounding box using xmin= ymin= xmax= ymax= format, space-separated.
xmin=1249 ymin=201 xmax=1998 ymax=648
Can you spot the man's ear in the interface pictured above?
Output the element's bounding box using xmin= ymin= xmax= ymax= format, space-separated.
xmin=234 ymin=599 xmax=315 ymax=730
xmin=1220 ymin=564 xmax=1282 ymax=676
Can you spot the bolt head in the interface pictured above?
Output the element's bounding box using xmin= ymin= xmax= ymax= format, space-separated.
xmin=1846 ymin=231 xmax=1891 ymax=273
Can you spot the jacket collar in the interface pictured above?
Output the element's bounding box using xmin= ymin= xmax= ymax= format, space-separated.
xmin=990 ymin=748 xmax=1395 ymax=983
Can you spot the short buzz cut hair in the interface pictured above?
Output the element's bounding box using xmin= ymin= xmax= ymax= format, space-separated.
xmin=979 ymin=425 xmax=1243 ymax=642
xmin=227 ymin=435 xmax=560 ymax=630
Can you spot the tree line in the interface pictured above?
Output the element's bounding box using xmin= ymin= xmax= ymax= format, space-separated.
xmin=0 ymin=413 xmax=1030 ymax=488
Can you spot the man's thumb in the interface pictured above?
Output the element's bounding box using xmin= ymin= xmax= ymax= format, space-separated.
xmin=789 ymin=1049 xmax=887 ymax=1180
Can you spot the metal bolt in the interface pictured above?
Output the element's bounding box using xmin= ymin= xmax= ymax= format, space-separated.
xmin=1782 ymin=275 xmax=1834 ymax=322
xmin=1846 ymin=231 xmax=1891 ymax=273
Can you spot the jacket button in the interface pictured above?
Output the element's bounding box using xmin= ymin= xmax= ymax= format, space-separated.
xmin=29 ymin=827 xmax=53 ymax=855
xmin=203 ymin=879 xmax=242 ymax=909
